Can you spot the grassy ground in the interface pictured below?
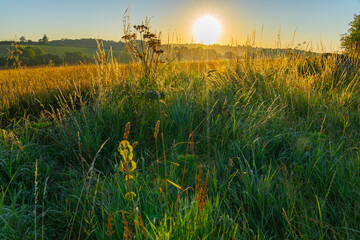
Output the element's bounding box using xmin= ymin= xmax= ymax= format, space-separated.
xmin=0 ymin=54 xmax=360 ymax=239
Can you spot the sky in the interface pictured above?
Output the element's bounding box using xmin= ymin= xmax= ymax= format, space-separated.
xmin=1 ymin=0 xmax=359 ymax=51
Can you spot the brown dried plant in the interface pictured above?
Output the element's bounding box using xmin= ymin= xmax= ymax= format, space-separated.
xmin=137 ymin=211 xmax=147 ymax=238
xmin=122 ymin=9 xmax=177 ymax=89
xmin=195 ymin=166 xmax=209 ymax=223
xmin=121 ymin=210 xmax=132 ymax=240
xmin=105 ymin=206 xmax=115 ymax=238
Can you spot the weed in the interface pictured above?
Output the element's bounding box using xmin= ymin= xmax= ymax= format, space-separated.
xmin=122 ymin=12 xmax=177 ymax=90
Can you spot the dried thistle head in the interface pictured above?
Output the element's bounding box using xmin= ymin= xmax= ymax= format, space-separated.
xmin=143 ymin=32 xmax=156 ymax=39
xmin=148 ymin=38 xmax=162 ymax=52
xmin=134 ymin=24 xmax=148 ymax=33
xmin=122 ymin=32 xmax=136 ymax=42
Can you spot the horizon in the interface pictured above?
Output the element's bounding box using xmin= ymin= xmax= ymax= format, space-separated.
xmin=0 ymin=37 xmax=334 ymax=52
xmin=1 ymin=0 xmax=360 ymax=52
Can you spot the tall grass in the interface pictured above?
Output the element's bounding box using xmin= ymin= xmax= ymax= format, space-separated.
xmin=0 ymin=42 xmax=359 ymax=239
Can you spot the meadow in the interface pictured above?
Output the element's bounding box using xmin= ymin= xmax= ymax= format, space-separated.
xmin=0 ymin=48 xmax=360 ymax=239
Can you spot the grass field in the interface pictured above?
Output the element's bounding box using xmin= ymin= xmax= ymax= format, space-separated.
xmin=0 ymin=52 xmax=360 ymax=239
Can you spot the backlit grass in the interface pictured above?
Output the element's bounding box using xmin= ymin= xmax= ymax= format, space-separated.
xmin=0 ymin=52 xmax=359 ymax=239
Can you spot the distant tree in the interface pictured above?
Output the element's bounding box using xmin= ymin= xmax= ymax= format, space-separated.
xmin=341 ymin=13 xmax=360 ymax=57
xmin=39 ymin=34 xmax=49 ymax=44
xmin=19 ymin=36 xmax=26 ymax=43
xmin=16 ymin=46 xmax=42 ymax=66
xmin=33 ymin=47 xmax=45 ymax=56
xmin=64 ymin=51 xmax=86 ymax=64
xmin=43 ymin=54 xmax=62 ymax=65
xmin=22 ymin=47 xmax=36 ymax=59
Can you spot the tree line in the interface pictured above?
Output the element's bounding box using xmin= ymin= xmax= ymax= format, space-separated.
xmin=0 ymin=43 xmax=92 ymax=68
xmin=0 ymin=35 xmax=127 ymax=51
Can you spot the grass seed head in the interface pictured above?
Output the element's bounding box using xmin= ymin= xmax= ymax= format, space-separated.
xmin=124 ymin=122 xmax=131 ymax=140
xmin=154 ymin=120 xmax=160 ymax=139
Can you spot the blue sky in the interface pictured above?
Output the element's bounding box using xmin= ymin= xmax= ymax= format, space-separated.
xmin=1 ymin=0 xmax=359 ymax=51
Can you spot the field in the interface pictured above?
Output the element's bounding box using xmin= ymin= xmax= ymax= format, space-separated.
xmin=1 ymin=53 xmax=360 ymax=239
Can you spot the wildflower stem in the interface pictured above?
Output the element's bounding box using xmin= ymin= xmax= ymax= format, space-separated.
xmin=161 ymin=133 xmax=168 ymax=197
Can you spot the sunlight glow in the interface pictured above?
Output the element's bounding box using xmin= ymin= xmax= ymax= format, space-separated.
xmin=193 ymin=15 xmax=221 ymax=45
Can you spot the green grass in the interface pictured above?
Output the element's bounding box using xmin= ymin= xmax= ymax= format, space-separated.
xmin=0 ymin=53 xmax=360 ymax=239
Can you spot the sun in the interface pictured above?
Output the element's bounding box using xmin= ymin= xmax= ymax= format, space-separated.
xmin=193 ymin=15 xmax=221 ymax=45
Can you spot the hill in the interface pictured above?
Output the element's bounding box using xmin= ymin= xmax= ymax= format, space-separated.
xmin=1 ymin=38 xmax=318 ymax=60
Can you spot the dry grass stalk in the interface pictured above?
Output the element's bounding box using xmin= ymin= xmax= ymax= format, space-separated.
xmin=137 ymin=210 xmax=148 ymax=238
xmin=121 ymin=210 xmax=132 ymax=240
xmin=105 ymin=206 xmax=115 ymax=238
xmin=195 ymin=166 xmax=209 ymax=223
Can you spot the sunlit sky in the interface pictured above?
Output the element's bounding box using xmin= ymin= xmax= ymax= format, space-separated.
xmin=1 ymin=0 xmax=359 ymax=51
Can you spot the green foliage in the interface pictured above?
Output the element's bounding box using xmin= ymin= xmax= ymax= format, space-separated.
xmin=0 ymin=44 xmax=131 ymax=67
xmin=64 ymin=51 xmax=90 ymax=64
xmin=19 ymin=36 xmax=26 ymax=43
xmin=341 ymin=13 xmax=360 ymax=56
xmin=5 ymin=44 xmax=63 ymax=67
xmin=3 ymin=44 xmax=94 ymax=68
xmin=39 ymin=34 xmax=49 ymax=44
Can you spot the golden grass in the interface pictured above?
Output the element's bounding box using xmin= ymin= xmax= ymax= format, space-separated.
xmin=0 ymin=60 xmax=232 ymax=111
xmin=0 ymin=65 xmax=95 ymax=109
